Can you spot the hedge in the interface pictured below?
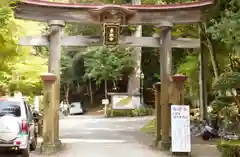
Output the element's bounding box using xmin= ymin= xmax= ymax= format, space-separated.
xmin=217 ymin=140 xmax=240 ymax=157
xmin=106 ymin=108 xmax=153 ymax=117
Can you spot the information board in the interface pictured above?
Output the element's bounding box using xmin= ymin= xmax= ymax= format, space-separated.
xmin=171 ymin=105 xmax=191 ymax=153
xmin=112 ymin=95 xmax=138 ymax=109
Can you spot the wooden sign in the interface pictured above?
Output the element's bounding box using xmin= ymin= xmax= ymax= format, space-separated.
xmin=103 ymin=23 xmax=120 ymax=46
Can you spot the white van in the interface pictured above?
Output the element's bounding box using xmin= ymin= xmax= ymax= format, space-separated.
xmin=0 ymin=97 xmax=37 ymax=157
xmin=69 ymin=102 xmax=84 ymax=115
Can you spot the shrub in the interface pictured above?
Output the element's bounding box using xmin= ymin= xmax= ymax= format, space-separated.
xmin=217 ymin=140 xmax=240 ymax=157
xmin=106 ymin=107 xmax=153 ymax=117
xmin=132 ymin=108 xmax=153 ymax=116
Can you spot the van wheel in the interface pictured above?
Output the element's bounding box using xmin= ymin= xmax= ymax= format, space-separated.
xmin=21 ymin=146 xmax=30 ymax=157
xmin=30 ymin=134 xmax=37 ymax=151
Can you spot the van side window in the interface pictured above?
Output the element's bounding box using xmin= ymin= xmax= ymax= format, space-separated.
xmin=24 ymin=101 xmax=33 ymax=121
xmin=29 ymin=107 xmax=33 ymax=121
xmin=26 ymin=103 xmax=33 ymax=121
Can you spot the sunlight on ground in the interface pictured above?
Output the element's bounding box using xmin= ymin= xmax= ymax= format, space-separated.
xmin=38 ymin=138 xmax=126 ymax=144
xmin=84 ymin=127 xmax=137 ymax=131
xmin=141 ymin=119 xmax=155 ymax=135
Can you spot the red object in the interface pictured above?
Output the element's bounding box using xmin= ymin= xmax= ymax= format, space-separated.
xmin=20 ymin=0 xmax=214 ymax=10
xmin=15 ymin=140 xmax=21 ymax=145
xmin=21 ymin=120 xmax=29 ymax=134
xmin=0 ymin=97 xmax=8 ymax=100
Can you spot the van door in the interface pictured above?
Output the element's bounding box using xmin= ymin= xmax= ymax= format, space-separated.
xmin=24 ymin=102 xmax=35 ymax=141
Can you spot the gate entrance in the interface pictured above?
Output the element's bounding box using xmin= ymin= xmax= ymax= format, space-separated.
xmin=14 ymin=0 xmax=213 ymax=153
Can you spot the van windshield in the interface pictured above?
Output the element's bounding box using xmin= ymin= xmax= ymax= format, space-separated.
xmin=0 ymin=100 xmax=21 ymax=117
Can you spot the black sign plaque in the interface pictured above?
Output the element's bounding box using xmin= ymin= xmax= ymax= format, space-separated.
xmin=103 ymin=23 xmax=120 ymax=46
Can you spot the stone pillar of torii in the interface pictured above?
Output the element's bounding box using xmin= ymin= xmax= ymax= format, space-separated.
xmin=14 ymin=0 xmax=214 ymax=153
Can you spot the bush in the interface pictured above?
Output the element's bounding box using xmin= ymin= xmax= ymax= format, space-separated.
xmin=217 ymin=140 xmax=240 ymax=157
xmin=132 ymin=108 xmax=153 ymax=116
xmin=106 ymin=108 xmax=153 ymax=117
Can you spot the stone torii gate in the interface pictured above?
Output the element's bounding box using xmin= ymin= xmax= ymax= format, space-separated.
xmin=14 ymin=0 xmax=213 ymax=153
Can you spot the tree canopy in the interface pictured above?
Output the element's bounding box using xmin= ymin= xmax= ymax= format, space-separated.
xmin=0 ymin=0 xmax=47 ymax=97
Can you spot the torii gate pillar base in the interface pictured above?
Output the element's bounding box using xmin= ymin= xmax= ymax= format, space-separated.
xmin=160 ymin=141 xmax=171 ymax=150
xmin=40 ymin=73 xmax=62 ymax=154
xmin=40 ymin=141 xmax=62 ymax=155
xmin=152 ymin=140 xmax=171 ymax=151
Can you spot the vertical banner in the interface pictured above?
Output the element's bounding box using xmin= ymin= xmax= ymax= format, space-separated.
xmin=171 ymin=105 xmax=191 ymax=153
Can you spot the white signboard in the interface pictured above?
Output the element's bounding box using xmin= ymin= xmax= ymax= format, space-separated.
xmin=171 ymin=105 xmax=191 ymax=153
xmin=102 ymin=99 xmax=109 ymax=105
xmin=112 ymin=95 xmax=137 ymax=109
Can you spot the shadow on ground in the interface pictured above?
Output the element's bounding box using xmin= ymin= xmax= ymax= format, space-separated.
xmin=0 ymin=149 xmax=22 ymax=157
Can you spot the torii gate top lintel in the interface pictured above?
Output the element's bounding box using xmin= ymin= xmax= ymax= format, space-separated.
xmin=15 ymin=0 xmax=214 ymax=24
xmin=19 ymin=0 xmax=213 ymax=10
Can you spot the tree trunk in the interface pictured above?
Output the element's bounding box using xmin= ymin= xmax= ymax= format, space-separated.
xmin=64 ymin=84 xmax=69 ymax=104
xmin=202 ymin=23 xmax=219 ymax=79
xmin=88 ymin=79 xmax=93 ymax=106
xmin=104 ymin=80 xmax=107 ymax=99
xmin=128 ymin=0 xmax=142 ymax=94
xmin=202 ymin=23 xmax=223 ymax=97
xmin=199 ymin=24 xmax=209 ymax=121
xmin=207 ymin=38 xmax=219 ymax=78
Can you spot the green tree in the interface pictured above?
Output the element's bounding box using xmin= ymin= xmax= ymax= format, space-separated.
xmin=9 ymin=54 xmax=47 ymax=95
xmin=61 ymin=52 xmax=75 ymax=103
xmin=83 ymin=46 xmax=135 ymax=97
xmin=0 ymin=0 xmax=18 ymax=93
xmin=0 ymin=0 xmax=47 ymax=97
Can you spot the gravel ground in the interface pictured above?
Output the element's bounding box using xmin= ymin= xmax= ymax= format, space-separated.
xmin=2 ymin=116 xmax=169 ymax=157
xmin=1 ymin=116 xmax=220 ymax=157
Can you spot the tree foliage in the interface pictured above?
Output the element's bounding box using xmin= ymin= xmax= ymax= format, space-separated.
xmin=20 ymin=0 xmax=239 ymax=114
xmin=10 ymin=55 xmax=47 ymax=95
xmin=83 ymin=46 xmax=135 ymax=85
xmin=61 ymin=52 xmax=74 ymax=84
xmin=212 ymin=72 xmax=240 ymax=92
xmin=0 ymin=1 xmax=47 ymax=96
